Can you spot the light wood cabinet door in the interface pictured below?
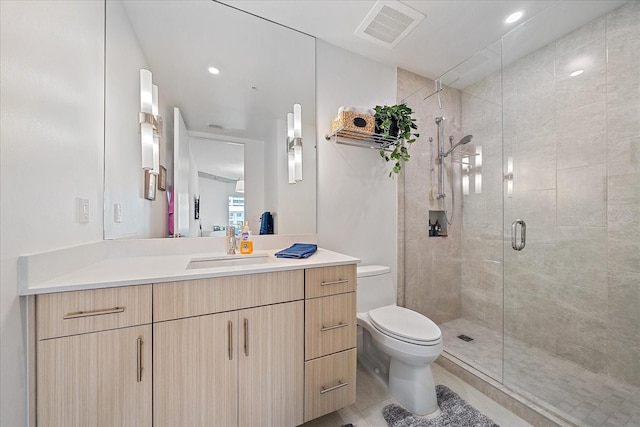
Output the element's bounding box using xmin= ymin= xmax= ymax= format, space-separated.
xmin=37 ymin=325 xmax=152 ymax=427
xmin=304 ymin=348 xmax=357 ymax=422
xmin=153 ymin=312 xmax=238 ymax=427
xmin=305 ymin=292 xmax=357 ymax=360
xmin=305 ymin=265 xmax=356 ymax=299
xmin=238 ymin=301 xmax=304 ymax=427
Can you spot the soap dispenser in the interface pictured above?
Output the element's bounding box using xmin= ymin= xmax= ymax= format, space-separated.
xmin=239 ymin=222 xmax=253 ymax=254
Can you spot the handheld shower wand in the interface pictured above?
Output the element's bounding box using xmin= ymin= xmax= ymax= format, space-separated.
xmin=442 ymin=134 xmax=473 ymax=158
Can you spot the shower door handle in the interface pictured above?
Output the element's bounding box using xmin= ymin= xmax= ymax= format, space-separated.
xmin=511 ymin=219 xmax=526 ymax=251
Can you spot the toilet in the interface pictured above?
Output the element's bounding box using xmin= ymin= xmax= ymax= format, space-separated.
xmin=357 ymin=265 xmax=443 ymax=417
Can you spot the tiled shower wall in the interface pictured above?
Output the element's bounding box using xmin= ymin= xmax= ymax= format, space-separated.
xmin=462 ymin=2 xmax=640 ymax=385
xmin=400 ymin=1 xmax=639 ymax=387
xmin=397 ymin=68 xmax=464 ymax=324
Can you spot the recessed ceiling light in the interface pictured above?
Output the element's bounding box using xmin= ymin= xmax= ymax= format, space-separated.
xmin=505 ymin=11 xmax=524 ymax=24
xmin=208 ymin=67 xmax=220 ymax=75
xmin=570 ymin=69 xmax=584 ymax=77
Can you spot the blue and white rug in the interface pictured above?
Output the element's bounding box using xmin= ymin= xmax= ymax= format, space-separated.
xmin=383 ymin=385 xmax=499 ymax=427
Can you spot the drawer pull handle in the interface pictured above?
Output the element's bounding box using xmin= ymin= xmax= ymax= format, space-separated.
xmin=244 ymin=318 xmax=249 ymax=357
xmin=63 ymin=306 xmax=125 ymax=319
xmin=320 ymin=380 xmax=348 ymax=394
xmin=321 ymin=279 xmax=348 ymax=286
xmin=136 ymin=337 xmax=143 ymax=383
xmin=321 ymin=322 xmax=348 ymax=332
xmin=228 ymin=321 xmax=233 ymax=360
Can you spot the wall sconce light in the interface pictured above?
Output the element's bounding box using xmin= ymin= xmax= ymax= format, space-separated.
xmin=462 ymin=146 xmax=483 ymax=196
xmin=235 ymin=179 xmax=245 ymax=193
xmin=140 ymin=69 xmax=162 ymax=174
xmin=287 ymin=104 xmax=302 ymax=184
xmin=504 ymin=156 xmax=514 ymax=197
xmin=474 ymin=146 xmax=482 ymax=194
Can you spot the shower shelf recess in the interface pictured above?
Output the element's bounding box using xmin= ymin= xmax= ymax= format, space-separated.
xmin=324 ymin=126 xmax=399 ymax=152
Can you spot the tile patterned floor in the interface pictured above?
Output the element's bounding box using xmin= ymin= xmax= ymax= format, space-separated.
xmin=440 ymin=318 xmax=640 ymax=427
xmin=301 ymin=358 xmax=531 ymax=427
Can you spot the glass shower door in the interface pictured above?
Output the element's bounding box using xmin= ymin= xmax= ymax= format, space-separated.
xmin=434 ymin=40 xmax=506 ymax=383
xmin=502 ymin=2 xmax=640 ymax=424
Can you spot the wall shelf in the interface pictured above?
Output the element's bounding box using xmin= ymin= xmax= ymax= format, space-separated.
xmin=324 ymin=126 xmax=399 ymax=152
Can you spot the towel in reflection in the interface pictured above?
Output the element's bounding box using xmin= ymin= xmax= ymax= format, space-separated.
xmin=259 ymin=211 xmax=274 ymax=235
xmin=274 ymin=243 xmax=318 ymax=259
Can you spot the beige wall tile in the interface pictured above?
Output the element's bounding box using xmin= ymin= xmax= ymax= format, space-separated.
xmin=557 ymin=164 xmax=607 ymax=226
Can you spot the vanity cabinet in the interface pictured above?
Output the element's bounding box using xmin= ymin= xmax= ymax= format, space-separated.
xmin=303 ymin=265 xmax=357 ymax=422
xmin=36 ymin=285 xmax=152 ymax=427
xmin=32 ymin=263 xmax=358 ymax=426
xmin=153 ymin=271 xmax=304 ymax=427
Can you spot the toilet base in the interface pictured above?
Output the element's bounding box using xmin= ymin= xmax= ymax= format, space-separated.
xmin=389 ymin=358 xmax=441 ymax=417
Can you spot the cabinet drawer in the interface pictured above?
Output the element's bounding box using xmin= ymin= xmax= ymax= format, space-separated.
xmin=304 ymin=348 xmax=357 ymax=422
xmin=153 ymin=270 xmax=304 ymax=321
xmin=305 ymin=265 xmax=356 ymax=299
xmin=37 ymin=285 xmax=152 ymax=340
xmin=305 ymin=292 xmax=356 ymax=360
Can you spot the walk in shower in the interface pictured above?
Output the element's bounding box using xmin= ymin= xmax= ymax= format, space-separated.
xmin=399 ymin=2 xmax=640 ymax=426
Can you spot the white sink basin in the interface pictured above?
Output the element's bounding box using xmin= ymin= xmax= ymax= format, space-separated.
xmin=186 ymin=254 xmax=271 ymax=270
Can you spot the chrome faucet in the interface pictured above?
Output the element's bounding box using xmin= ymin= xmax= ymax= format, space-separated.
xmin=226 ymin=226 xmax=237 ymax=254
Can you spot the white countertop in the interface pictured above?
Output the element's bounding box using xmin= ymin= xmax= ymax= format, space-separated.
xmin=20 ymin=247 xmax=360 ymax=295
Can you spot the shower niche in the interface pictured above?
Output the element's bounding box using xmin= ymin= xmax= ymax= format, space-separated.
xmin=428 ymin=210 xmax=447 ymax=237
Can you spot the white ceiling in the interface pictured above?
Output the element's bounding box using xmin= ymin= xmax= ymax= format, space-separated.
xmin=114 ymin=0 xmax=629 ymax=148
xmin=222 ymin=0 xmax=629 ymax=81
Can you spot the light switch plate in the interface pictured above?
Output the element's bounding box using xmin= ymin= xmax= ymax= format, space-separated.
xmin=78 ymin=198 xmax=89 ymax=223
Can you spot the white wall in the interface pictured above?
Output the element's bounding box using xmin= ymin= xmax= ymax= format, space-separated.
xmin=276 ymin=120 xmax=318 ymax=235
xmin=199 ymin=178 xmax=235 ymax=233
xmin=0 ymin=8 xmax=399 ymax=425
xmin=104 ymin=0 xmax=169 ymax=239
xmin=316 ymin=40 xmax=398 ymax=282
xmin=0 ymin=2 xmax=105 ymax=425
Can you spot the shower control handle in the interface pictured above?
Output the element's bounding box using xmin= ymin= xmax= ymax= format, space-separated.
xmin=511 ymin=219 xmax=526 ymax=251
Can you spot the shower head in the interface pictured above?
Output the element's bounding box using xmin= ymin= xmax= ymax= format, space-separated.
xmin=458 ymin=134 xmax=473 ymax=145
xmin=443 ymin=134 xmax=473 ymax=157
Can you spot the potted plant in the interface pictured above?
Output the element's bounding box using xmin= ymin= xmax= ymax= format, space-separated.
xmin=374 ymin=104 xmax=419 ymax=177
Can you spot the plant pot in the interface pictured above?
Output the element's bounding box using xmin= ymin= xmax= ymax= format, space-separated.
xmin=375 ymin=117 xmax=399 ymax=138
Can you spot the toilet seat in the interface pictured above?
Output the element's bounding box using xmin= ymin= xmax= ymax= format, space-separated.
xmin=369 ymin=305 xmax=441 ymax=346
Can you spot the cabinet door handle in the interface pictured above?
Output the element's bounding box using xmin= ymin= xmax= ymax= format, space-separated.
xmin=321 ymin=279 xmax=348 ymax=286
xmin=243 ymin=318 xmax=249 ymax=357
xmin=321 ymin=322 xmax=348 ymax=332
xmin=320 ymin=380 xmax=348 ymax=394
xmin=228 ymin=321 xmax=233 ymax=360
xmin=136 ymin=337 xmax=143 ymax=383
xmin=63 ymin=306 xmax=125 ymax=319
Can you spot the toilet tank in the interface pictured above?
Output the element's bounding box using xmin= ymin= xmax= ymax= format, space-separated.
xmin=356 ymin=265 xmax=396 ymax=313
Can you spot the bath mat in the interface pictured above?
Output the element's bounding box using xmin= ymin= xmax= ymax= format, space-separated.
xmin=383 ymin=385 xmax=499 ymax=427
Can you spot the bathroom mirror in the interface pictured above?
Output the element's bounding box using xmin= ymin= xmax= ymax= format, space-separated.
xmin=104 ymin=0 xmax=316 ymax=239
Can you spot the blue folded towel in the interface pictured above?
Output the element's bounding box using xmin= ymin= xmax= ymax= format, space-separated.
xmin=275 ymin=243 xmax=318 ymax=259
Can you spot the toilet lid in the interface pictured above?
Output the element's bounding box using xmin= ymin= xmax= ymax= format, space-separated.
xmin=369 ymin=305 xmax=441 ymax=343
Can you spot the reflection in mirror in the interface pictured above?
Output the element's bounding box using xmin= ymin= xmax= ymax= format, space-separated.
xmin=104 ymin=0 xmax=316 ymax=239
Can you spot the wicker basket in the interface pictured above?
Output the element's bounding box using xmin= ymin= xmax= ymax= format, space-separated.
xmin=331 ymin=111 xmax=375 ymax=138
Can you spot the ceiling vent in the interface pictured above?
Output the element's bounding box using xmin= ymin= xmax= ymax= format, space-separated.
xmin=354 ymin=1 xmax=425 ymax=49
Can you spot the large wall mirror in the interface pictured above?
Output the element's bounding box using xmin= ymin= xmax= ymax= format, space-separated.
xmin=104 ymin=0 xmax=316 ymax=239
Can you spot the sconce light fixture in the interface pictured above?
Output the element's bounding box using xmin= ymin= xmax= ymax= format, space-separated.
xmin=462 ymin=146 xmax=483 ymax=196
xmin=140 ymin=69 xmax=162 ymax=174
xmin=287 ymin=104 xmax=302 ymax=184
xmin=505 ymin=156 xmax=514 ymax=197
xmin=235 ymin=179 xmax=245 ymax=193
